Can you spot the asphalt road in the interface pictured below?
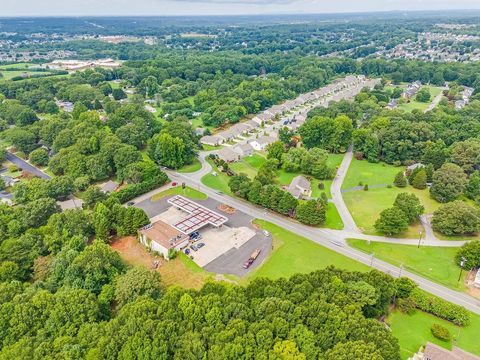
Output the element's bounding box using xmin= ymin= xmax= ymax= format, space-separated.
xmin=166 ymin=170 xmax=480 ymax=315
xmin=6 ymin=152 xmax=51 ymax=180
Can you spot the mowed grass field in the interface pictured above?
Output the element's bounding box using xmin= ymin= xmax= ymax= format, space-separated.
xmin=247 ymin=220 xmax=368 ymax=280
xmin=151 ymin=186 xmax=207 ymax=201
xmin=342 ymin=158 xmax=401 ymax=189
xmin=347 ymin=239 xmax=466 ymax=291
xmin=343 ymin=185 xmax=442 ymax=237
xmin=177 ymin=158 xmax=202 ymax=173
xmin=388 ymin=310 xmax=480 ymax=359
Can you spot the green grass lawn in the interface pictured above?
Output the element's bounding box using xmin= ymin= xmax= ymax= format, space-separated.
xmin=202 ymin=144 xmax=223 ymax=151
xmin=347 ymin=239 xmax=466 ymax=291
xmin=342 ymin=159 xmax=401 ymax=189
xmin=397 ymin=86 xmax=444 ymax=113
xmin=324 ymin=203 xmax=344 ymax=230
xmin=343 ymin=186 xmax=441 ymax=237
xmin=201 ymin=159 xmax=233 ymax=195
xmin=388 ymin=310 xmax=480 ymax=359
xmin=151 ymin=186 xmax=207 ymax=201
xmin=177 ymin=159 xmax=202 ymax=173
xmin=247 ymin=220 xmax=368 ymax=280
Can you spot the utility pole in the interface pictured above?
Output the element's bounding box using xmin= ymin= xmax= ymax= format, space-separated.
xmin=418 ymin=230 xmax=423 ymax=248
xmin=370 ymin=253 xmax=375 ymax=267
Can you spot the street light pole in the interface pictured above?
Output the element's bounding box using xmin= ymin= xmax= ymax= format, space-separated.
xmin=370 ymin=253 xmax=375 ymax=267
xmin=418 ymin=230 xmax=423 ymax=248
xmin=458 ymin=257 xmax=466 ymax=283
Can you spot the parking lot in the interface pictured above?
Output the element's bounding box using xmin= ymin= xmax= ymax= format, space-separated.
xmin=135 ymin=192 xmax=272 ymax=276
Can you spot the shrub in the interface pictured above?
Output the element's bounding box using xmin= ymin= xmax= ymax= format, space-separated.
xmin=363 ymin=184 xmax=369 ymax=191
xmin=318 ymin=182 xmax=325 ymax=190
xmin=431 ymin=324 xmax=451 ymax=341
xmin=394 ymin=171 xmax=407 ymax=188
xmin=397 ymin=297 xmax=416 ymax=315
xmin=410 ymin=289 xmax=470 ymax=326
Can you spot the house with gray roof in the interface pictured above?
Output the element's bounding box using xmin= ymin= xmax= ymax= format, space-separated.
xmin=287 ymin=175 xmax=312 ymax=199
xmin=200 ymin=135 xmax=224 ymax=146
xmin=99 ymin=180 xmax=119 ymax=194
xmin=232 ymin=143 xmax=254 ymax=158
xmin=217 ymin=147 xmax=239 ymax=163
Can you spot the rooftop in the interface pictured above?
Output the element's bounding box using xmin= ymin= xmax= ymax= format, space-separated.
xmin=139 ymin=220 xmax=188 ymax=250
xmin=167 ymin=195 xmax=228 ymax=234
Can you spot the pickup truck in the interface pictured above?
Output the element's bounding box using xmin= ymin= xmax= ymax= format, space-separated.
xmin=243 ymin=249 xmax=261 ymax=269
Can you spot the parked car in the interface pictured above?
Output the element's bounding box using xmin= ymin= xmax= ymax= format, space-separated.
xmin=191 ymin=235 xmax=202 ymax=242
xmin=190 ymin=244 xmax=198 ymax=251
xmin=127 ymin=201 xmax=135 ymax=206
xmin=189 ymin=231 xmax=200 ymax=239
xmin=184 ymin=248 xmax=191 ymax=255
xmin=196 ymin=243 xmax=205 ymax=249
xmin=171 ymin=182 xmax=177 ymax=186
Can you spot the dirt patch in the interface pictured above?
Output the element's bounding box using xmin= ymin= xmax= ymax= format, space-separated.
xmin=111 ymin=236 xmax=211 ymax=290
xmin=217 ymin=204 xmax=236 ymax=214
xmin=111 ymin=236 xmax=160 ymax=269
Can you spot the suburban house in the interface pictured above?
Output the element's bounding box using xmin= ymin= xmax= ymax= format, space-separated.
xmin=245 ymin=120 xmax=259 ymax=131
xmin=99 ymin=180 xmax=119 ymax=194
xmin=233 ymin=143 xmax=254 ymax=158
xmin=409 ymin=342 xmax=480 ymax=360
xmin=402 ymin=81 xmax=422 ymax=99
xmin=252 ymin=112 xmax=273 ymax=124
xmin=287 ymin=175 xmax=312 ymax=199
xmin=57 ymin=197 xmax=84 ymax=211
xmin=248 ymin=136 xmax=276 ymax=151
xmin=200 ymin=135 xmax=224 ymax=146
xmin=138 ymin=220 xmax=190 ymax=260
xmin=217 ymin=147 xmax=239 ymax=163
xmin=474 ymin=269 xmax=480 ymax=288
xmin=387 ymin=98 xmax=398 ymax=109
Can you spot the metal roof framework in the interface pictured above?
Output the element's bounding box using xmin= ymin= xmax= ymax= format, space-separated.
xmin=167 ymin=195 xmax=228 ymax=234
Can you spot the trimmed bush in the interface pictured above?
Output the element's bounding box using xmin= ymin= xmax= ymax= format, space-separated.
xmin=112 ymin=173 xmax=169 ymax=204
xmin=410 ymin=289 xmax=470 ymax=326
xmin=431 ymin=324 xmax=451 ymax=341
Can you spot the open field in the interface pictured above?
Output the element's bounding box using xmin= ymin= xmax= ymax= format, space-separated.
xmin=342 ymin=159 xmax=401 ymax=189
xmin=325 ymin=203 xmax=344 ymax=230
xmin=201 ymin=159 xmax=233 ymax=195
xmin=343 ymin=186 xmax=441 ymax=237
xmin=397 ymin=85 xmax=444 ymax=113
xmin=151 ymin=185 xmax=208 ymax=201
xmin=247 ymin=220 xmax=368 ymax=280
xmin=347 ymin=239 xmax=466 ymax=291
xmin=388 ymin=310 xmax=480 ymax=359
xmin=177 ymin=158 xmax=202 ymax=173
xmin=111 ymin=236 xmax=211 ymax=289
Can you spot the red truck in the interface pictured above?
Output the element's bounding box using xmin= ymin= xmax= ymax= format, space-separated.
xmin=243 ymin=249 xmax=261 ymax=269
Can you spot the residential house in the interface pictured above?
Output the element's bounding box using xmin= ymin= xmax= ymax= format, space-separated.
xmin=287 ymin=175 xmax=312 ymax=199
xmin=200 ymin=135 xmax=224 ymax=146
xmin=402 ymin=81 xmax=422 ymax=99
xmin=57 ymin=197 xmax=84 ymax=211
xmin=232 ymin=143 xmax=254 ymax=158
xmin=217 ymin=147 xmax=239 ymax=163
xmin=409 ymin=342 xmax=480 ymax=360
xmin=387 ymin=98 xmax=398 ymax=109
xmin=252 ymin=112 xmax=274 ymax=124
xmin=248 ymin=136 xmax=276 ymax=151
xmin=99 ymin=180 xmax=119 ymax=194
xmin=245 ymin=120 xmax=259 ymax=131
xmin=474 ymin=269 xmax=480 ymax=289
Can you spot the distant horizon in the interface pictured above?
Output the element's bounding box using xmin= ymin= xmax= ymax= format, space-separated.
xmin=2 ymin=9 xmax=480 ymax=17
xmin=4 ymin=0 xmax=480 ymax=18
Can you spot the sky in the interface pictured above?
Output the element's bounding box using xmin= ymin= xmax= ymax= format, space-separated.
xmin=3 ymin=0 xmax=480 ymax=17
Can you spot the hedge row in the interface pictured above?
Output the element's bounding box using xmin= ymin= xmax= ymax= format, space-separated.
xmin=113 ymin=173 xmax=169 ymax=203
xmin=410 ymin=288 xmax=471 ymax=326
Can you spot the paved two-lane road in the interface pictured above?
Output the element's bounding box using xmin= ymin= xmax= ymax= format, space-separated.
xmin=6 ymin=152 xmax=51 ymax=180
xmin=162 ymin=170 xmax=480 ymax=315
